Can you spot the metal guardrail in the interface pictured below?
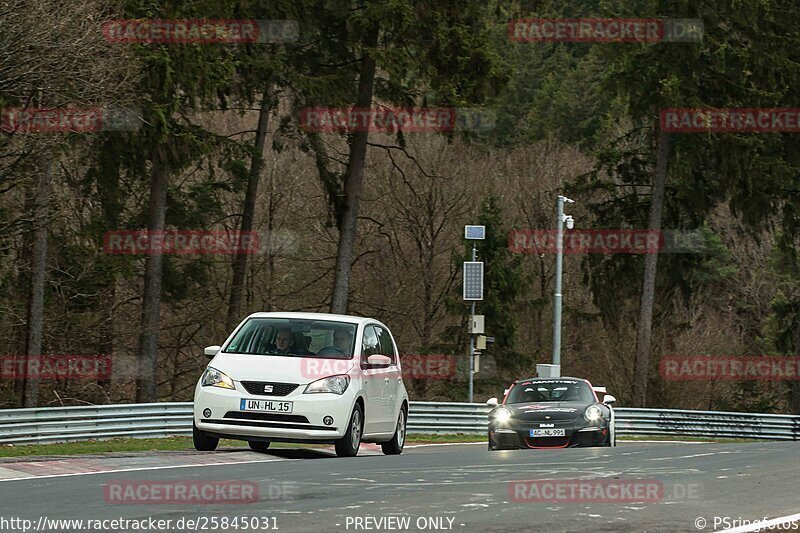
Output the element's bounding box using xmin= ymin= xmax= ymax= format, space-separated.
xmin=0 ymin=402 xmax=798 ymax=445
xmin=0 ymin=403 xmax=193 ymax=445
xmin=614 ymin=407 xmax=800 ymax=441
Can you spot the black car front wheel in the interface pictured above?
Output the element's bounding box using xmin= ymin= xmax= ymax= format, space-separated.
xmin=488 ymin=431 xmax=500 ymax=451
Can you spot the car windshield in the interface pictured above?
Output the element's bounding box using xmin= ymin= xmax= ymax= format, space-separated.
xmin=222 ymin=318 xmax=357 ymax=359
xmin=506 ymin=379 xmax=595 ymax=404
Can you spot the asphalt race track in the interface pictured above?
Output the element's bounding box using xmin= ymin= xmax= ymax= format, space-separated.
xmin=1 ymin=441 xmax=798 ymax=533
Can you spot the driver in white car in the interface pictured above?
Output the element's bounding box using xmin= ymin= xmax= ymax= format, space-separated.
xmin=274 ymin=328 xmax=293 ymax=353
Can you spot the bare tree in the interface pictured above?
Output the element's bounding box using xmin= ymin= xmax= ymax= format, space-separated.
xmin=22 ymin=153 xmax=51 ymax=406
xmin=136 ymin=144 xmax=168 ymax=403
xmin=330 ymin=24 xmax=380 ymax=314
xmin=227 ymin=86 xmax=274 ymax=330
xmin=632 ymin=130 xmax=670 ymax=407
xmin=1 ymin=0 xmax=135 ymax=406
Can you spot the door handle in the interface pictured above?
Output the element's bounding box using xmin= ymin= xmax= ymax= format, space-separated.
xmin=384 ymin=377 xmax=390 ymax=383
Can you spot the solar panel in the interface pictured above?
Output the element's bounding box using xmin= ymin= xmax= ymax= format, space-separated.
xmin=463 ymin=261 xmax=484 ymax=300
xmin=464 ymin=225 xmax=485 ymax=240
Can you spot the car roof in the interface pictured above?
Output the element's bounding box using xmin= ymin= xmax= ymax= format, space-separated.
xmin=244 ymin=311 xmax=376 ymax=325
xmin=514 ymin=376 xmax=588 ymax=383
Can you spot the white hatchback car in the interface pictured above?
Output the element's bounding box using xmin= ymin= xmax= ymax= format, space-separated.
xmin=193 ymin=312 xmax=409 ymax=457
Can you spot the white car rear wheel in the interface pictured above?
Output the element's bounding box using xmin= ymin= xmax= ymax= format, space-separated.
xmin=381 ymin=408 xmax=406 ymax=455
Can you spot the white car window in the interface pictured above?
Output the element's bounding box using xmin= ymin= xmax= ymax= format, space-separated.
xmin=375 ymin=326 xmax=397 ymax=363
xmin=361 ymin=326 xmax=380 ymax=357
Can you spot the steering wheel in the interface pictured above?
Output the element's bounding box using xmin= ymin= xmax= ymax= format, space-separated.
xmin=316 ymin=346 xmax=346 ymax=356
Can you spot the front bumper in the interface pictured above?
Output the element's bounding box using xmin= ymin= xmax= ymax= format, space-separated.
xmin=194 ymin=381 xmax=355 ymax=441
xmin=489 ymin=422 xmax=611 ymax=449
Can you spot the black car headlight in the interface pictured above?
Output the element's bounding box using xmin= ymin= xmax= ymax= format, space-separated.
xmin=493 ymin=407 xmax=513 ymax=424
xmin=584 ymin=405 xmax=603 ymax=422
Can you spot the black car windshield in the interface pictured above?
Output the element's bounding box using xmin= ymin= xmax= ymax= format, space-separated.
xmin=506 ymin=379 xmax=595 ymax=404
xmin=223 ymin=318 xmax=357 ymax=359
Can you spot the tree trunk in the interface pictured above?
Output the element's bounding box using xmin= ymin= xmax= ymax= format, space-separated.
xmin=226 ymin=85 xmax=273 ymax=330
xmin=136 ymin=143 xmax=168 ymax=403
xmin=23 ymin=152 xmax=52 ymax=407
xmin=330 ymin=24 xmax=380 ymax=314
xmin=632 ymin=129 xmax=670 ymax=407
xmin=14 ymin=191 xmax=35 ymax=405
xmin=225 ymin=84 xmax=273 ymax=331
xmin=264 ymin=160 xmax=276 ymax=312
xmin=97 ymin=137 xmax=122 ymax=387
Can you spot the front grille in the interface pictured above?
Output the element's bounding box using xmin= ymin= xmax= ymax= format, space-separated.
xmin=524 ymin=436 xmax=570 ymax=448
xmin=224 ymin=411 xmax=309 ymax=424
xmin=207 ymin=418 xmax=337 ymax=431
xmin=240 ymin=381 xmax=299 ymax=396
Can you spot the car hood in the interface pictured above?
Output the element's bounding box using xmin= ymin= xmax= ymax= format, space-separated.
xmin=502 ymin=401 xmax=591 ymax=421
xmin=209 ymin=353 xmax=356 ymax=384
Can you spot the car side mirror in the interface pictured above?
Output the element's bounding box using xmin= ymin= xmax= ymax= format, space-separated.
xmin=366 ymin=354 xmax=392 ymax=368
xmin=503 ymin=388 xmax=509 ymax=396
xmin=204 ymin=345 xmax=221 ymax=358
xmin=603 ymin=394 xmax=617 ymax=405
xmin=486 ymin=397 xmax=498 ymax=407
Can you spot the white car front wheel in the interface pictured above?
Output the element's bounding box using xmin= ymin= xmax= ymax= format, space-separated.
xmin=334 ymin=404 xmax=363 ymax=457
xmin=193 ymin=421 xmax=219 ymax=451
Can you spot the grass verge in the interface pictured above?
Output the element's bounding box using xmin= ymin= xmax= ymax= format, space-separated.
xmin=1 ymin=433 xmax=760 ymax=458
xmin=0 ymin=433 xmax=486 ymax=458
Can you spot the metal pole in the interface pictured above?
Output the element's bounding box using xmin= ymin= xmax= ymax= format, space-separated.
xmin=468 ymin=243 xmax=476 ymax=403
xmin=552 ymin=196 xmax=564 ymax=366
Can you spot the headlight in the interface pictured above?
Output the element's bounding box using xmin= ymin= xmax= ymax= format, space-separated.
xmin=584 ymin=405 xmax=603 ymax=422
xmin=304 ymin=375 xmax=350 ymax=395
xmin=494 ymin=407 xmax=513 ymax=424
xmin=201 ymin=367 xmax=235 ymax=389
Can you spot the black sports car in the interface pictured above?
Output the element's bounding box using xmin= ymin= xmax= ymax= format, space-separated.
xmin=487 ymin=377 xmax=616 ymax=450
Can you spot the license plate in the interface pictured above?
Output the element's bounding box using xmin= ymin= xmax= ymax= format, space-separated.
xmin=530 ymin=428 xmax=565 ymax=437
xmin=240 ymin=399 xmax=293 ymax=413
